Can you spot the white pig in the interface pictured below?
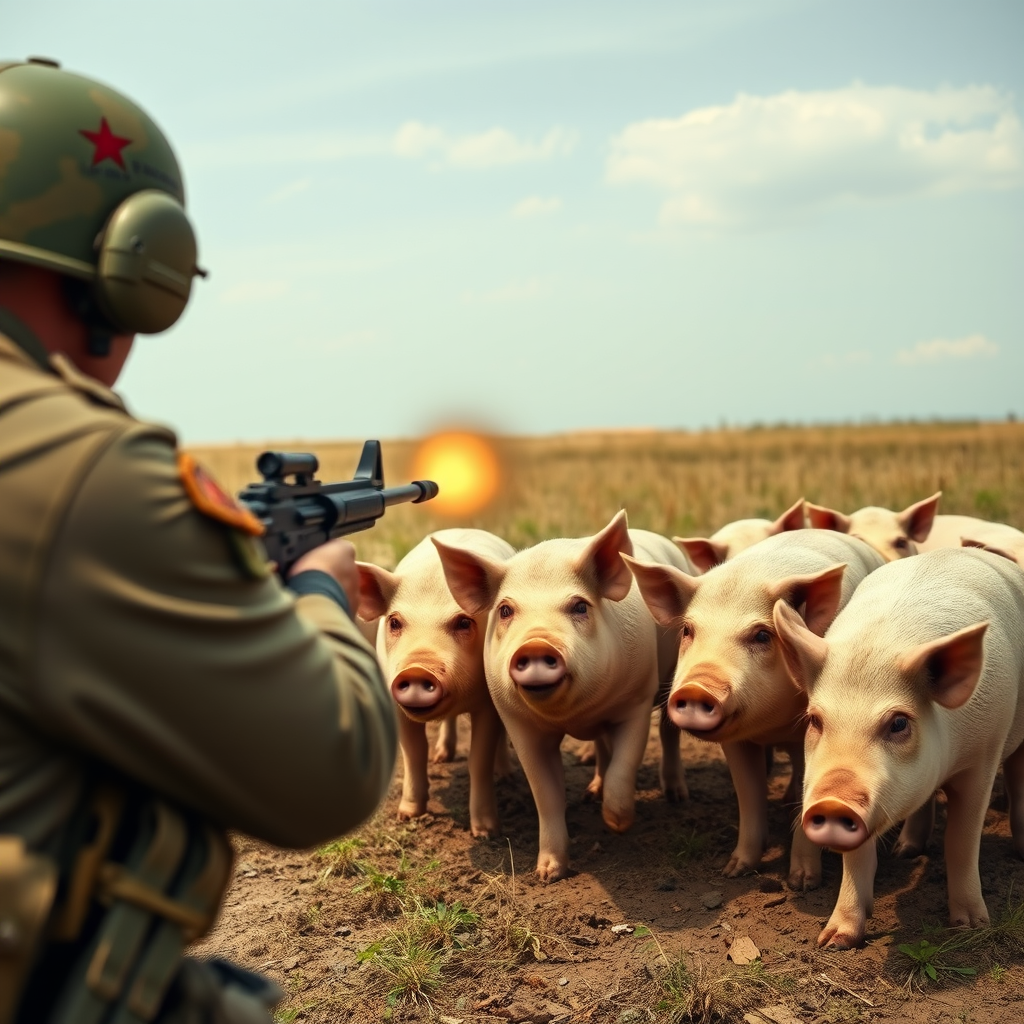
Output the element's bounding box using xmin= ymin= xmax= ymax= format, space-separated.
xmin=917 ymin=514 xmax=1024 ymax=568
xmin=357 ymin=529 xmax=515 ymax=837
xmin=773 ymin=548 xmax=1024 ymax=948
xmin=433 ymin=511 xmax=694 ymax=881
xmin=676 ymin=497 xmax=807 ymax=573
xmin=806 ymin=492 xmax=941 ymax=561
xmin=624 ymin=530 xmax=884 ymax=890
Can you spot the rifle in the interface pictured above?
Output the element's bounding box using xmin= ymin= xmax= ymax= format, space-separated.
xmin=238 ymin=440 xmax=438 ymax=576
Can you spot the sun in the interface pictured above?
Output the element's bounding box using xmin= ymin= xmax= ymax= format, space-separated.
xmin=410 ymin=431 xmax=501 ymax=516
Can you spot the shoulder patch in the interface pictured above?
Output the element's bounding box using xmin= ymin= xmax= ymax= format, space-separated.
xmin=178 ymin=452 xmax=264 ymax=536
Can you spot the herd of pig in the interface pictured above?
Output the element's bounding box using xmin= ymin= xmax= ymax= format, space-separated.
xmin=355 ymin=493 xmax=1024 ymax=950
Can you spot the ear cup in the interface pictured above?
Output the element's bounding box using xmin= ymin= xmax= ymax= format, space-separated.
xmin=94 ymin=190 xmax=202 ymax=334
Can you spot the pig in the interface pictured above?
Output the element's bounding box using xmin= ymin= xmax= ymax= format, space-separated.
xmin=357 ymin=529 xmax=515 ymax=838
xmin=676 ymin=498 xmax=807 ymax=573
xmin=917 ymin=514 xmax=1024 ymax=568
xmin=806 ymin=492 xmax=941 ymax=561
xmin=773 ymin=547 xmax=1024 ymax=948
xmin=624 ymin=530 xmax=885 ymax=890
xmin=432 ymin=511 xmax=695 ymax=881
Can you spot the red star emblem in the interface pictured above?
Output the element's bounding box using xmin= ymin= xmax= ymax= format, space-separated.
xmin=79 ymin=117 xmax=132 ymax=169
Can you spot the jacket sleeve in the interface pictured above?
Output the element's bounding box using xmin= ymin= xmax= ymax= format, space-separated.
xmin=30 ymin=424 xmax=397 ymax=849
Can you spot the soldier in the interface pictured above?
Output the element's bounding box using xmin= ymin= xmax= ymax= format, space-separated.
xmin=0 ymin=59 xmax=397 ymax=1022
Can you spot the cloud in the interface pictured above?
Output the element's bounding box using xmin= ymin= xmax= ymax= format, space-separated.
xmin=511 ymin=195 xmax=563 ymax=218
xmin=394 ymin=123 xmax=576 ymax=168
xmin=895 ymin=333 xmax=999 ymax=365
xmin=608 ymin=84 xmax=1024 ymax=225
xmin=462 ymin=279 xmax=547 ymax=303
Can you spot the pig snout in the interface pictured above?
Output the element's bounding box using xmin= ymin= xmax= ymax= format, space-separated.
xmin=509 ymin=640 xmax=566 ymax=691
xmin=667 ymin=682 xmax=726 ymax=733
xmin=802 ymin=797 xmax=868 ymax=851
xmin=391 ymin=667 xmax=445 ymax=711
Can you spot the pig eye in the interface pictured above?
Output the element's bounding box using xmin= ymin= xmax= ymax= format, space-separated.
xmin=894 ymin=538 xmax=909 ymax=552
xmin=388 ymin=615 xmax=403 ymax=633
xmin=498 ymin=603 xmax=514 ymax=620
xmin=569 ymin=599 xmax=588 ymax=616
xmin=453 ymin=615 xmax=473 ymax=632
xmin=807 ymin=713 xmax=823 ymax=732
xmin=751 ymin=628 xmax=772 ymax=645
xmin=888 ymin=714 xmax=911 ymax=739
xmin=681 ymin=623 xmax=692 ymax=638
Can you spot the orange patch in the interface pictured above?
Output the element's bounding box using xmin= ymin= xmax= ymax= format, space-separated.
xmin=178 ymin=452 xmax=264 ymax=536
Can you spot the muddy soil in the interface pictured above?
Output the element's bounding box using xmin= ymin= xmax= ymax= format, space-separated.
xmin=197 ymin=719 xmax=1024 ymax=1023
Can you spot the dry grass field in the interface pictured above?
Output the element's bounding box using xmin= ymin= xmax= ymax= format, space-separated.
xmin=191 ymin=421 xmax=1024 ymax=1024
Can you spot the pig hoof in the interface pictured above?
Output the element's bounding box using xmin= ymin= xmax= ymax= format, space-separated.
xmin=431 ymin=745 xmax=456 ymax=764
xmin=471 ymin=821 xmax=500 ymax=839
xmin=397 ymin=801 xmax=428 ymax=821
xmin=602 ymin=806 xmax=635 ymax=833
xmin=949 ymin=907 xmax=990 ymax=929
xmin=818 ymin=923 xmax=864 ymax=949
xmin=892 ymin=837 xmax=926 ymax=858
xmin=536 ymin=857 xmax=571 ymax=882
xmin=786 ymin=867 xmax=822 ymax=892
xmin=722 ymin=853 xmax=760 ymax=878
xmin=660 ymin=776 xmax=689 ymax=802
xmin=585 ymin=777 xmax=604 ymax=800
xmin=577 ymin=741 xmax=597 ymax=765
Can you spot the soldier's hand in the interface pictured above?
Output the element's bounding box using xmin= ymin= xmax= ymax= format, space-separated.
xmin=289 ymin=539 xmax=361 ymax=618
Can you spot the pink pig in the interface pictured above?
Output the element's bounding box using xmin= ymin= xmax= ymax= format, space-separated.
xmin=774 ymin=548 xmax=1024 ymax=948
xmin=433 ymin=511 xmax=694 ymax=881
xmin=357 ymin=529 xmax=514 ymax=837
xmin=807 ymin=492 xmax=941 ymax=561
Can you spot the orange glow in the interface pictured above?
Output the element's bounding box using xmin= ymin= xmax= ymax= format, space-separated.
xmin=410 ymin=431 xmax=501 ymax=516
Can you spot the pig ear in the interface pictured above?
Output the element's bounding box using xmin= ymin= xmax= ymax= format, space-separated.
xmin=674 ymin=537 xmax=727 ymax=574
xmin=772 ymin=599 xmax=828 ymax=692
xmin=622 ymin=554 xmax=699 ymax=627
xmin=897 ymin=621 xmax=988 ymax=709
xmin=770 ymin=563 xmax=848 ymax=637
xmin=771 ymin=497 xmax=807 ymax=535
xmin=431 ymin=537 xmax=505 ymax=616
xmin=356 ymin=563 xmax=399 ymax=621
xmin=898 ymin=491 xmax=941 ymax=543
xmin=962 ymin=537 xmax=1019 ymax=565
xmin=575 ymin=510 xmax=634 ymax=602
xmin=806 ymin=502 xmax=852 ymax=533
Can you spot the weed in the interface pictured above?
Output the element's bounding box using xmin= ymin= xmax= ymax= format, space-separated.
xmin=898 ymin=938 xmax=977 ymax=986
xmin=672 ymin=827 xmax=710 ymax=864
xmin=353 ymin=866 xmax=407 ymax=914
xmin=989 ymin=963 xmax=1007 ymax=983
xmin=358 ymin=931 xmax=445 ymax=1007
xmin=658 ymin=955 xmax=727 ymax=1024
xmin=313 ymin=837 xmax=364 ymax=878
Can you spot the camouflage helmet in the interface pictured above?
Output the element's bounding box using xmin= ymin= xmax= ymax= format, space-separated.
xmin=0 ymin=57 xmax=205 ymax=335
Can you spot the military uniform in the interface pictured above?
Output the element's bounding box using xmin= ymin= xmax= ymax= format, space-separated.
xmin=0 ymin=317 xmax=397 ymax=1018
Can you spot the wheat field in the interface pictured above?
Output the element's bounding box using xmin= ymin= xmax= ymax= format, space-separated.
xmin=191 ymin=420 xmax=1024 ymax=569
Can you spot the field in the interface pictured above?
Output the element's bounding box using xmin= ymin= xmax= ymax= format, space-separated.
xmin=193 ymin=421 xmax=1024 ymax=1023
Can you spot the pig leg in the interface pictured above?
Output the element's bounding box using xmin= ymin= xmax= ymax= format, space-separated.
xmin=893 ymin=796 xmax=936 ymax=857
xmin=494 ymin=719 xmax=514 ymax=779
xmin=505 ymin=721 xmax=570 ymax=880
xmin=432 ymin=714 xmax=459 ymax=763
xmin=1003 ymin=741 xmax=1024 ymax=859
xmin=577 ymin=740 xmax=597 ymax=765
xmin=820 ymin=838 xmax=877 ymax=949
xmin=943 ymin=768 xmax=997 ymax=928
xmin=601 ymin=705 xmax=653 ymax=833
xmin=721 ymin=740 xmax=769 ymax=877
xmin=658 ymin=707 xmax=688 ymax=802
xmin=586 ymin=732 xmax=612 ymax=799
xmin=467 ymin=705 xmax=503 ymax=838
xmin=397 ymin=714 xmax=430 ymax=820
xmin=781 ymin=743 xmax=805 ymax=808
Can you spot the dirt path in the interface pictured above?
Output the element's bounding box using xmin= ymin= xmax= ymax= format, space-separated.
xmin=197 ymin=719 xmax=1024 ymax=1022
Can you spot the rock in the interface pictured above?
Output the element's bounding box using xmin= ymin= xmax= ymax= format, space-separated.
xmin=334 ymin=926 xmax=352 ymax=937
xmin=764 ymin=895 xmax=786 ymax=909
xmin=558 ymin=978 xmax=569 ymax=987
xmin=611 ymin=924 xmax=635 ymax=935
xmin=728 ymin=936 xmax=761 ymax=965
xmin=700 ymin=891 xmax=723 ymax=910
xmin=656 ymin=876 xmax=677 ymax=891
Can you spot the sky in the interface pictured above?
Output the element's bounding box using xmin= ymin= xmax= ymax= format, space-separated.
xmin=6 ymin=1 xmax=1023 ymax=443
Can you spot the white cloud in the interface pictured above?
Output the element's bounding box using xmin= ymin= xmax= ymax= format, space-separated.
xmin=394 ymin=122 xmax=576 ymax=168
xmin=511 ymin=195 xmax=563 ymax=218
xmin=895 ymin=333 xmax=999 ymax=365
xmin=608 ymin=84 xmax=1024 ymax=226
xmin=462 ymin=279 xmax=547 ymax=303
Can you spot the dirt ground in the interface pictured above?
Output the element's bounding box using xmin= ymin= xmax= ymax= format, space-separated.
xmin=197 ymin=718 xmax=1024 ymax=1023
